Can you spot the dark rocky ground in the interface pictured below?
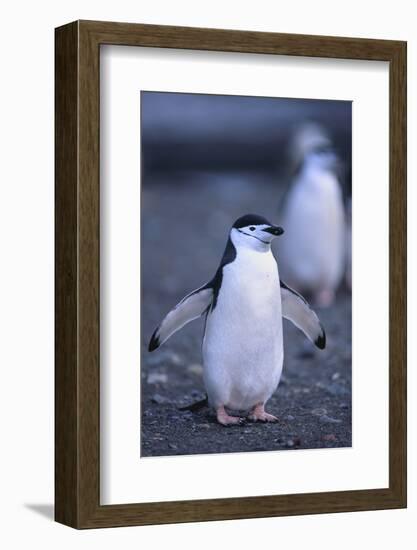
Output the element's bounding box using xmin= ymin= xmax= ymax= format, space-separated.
xmin=140 ymin=173 xmax=351 ymax=457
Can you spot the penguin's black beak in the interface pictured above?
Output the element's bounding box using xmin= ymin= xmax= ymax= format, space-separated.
xmin=262 ymin=225 xmax=284 ymax=236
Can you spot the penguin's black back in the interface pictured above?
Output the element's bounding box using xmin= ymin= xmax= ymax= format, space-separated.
xmin=207 ymin=237 xmax=237 ymax=311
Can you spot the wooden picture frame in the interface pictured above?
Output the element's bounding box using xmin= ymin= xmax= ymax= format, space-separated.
xmin=55 ymin=20 xmax=407 ymax=529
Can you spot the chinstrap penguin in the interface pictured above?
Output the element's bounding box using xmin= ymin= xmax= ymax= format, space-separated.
xmin=149 ymin=214 xmax=326 ymax=426
xmin=345 ymin=197 xmax=352 ymax=291
xmin=278 ymin=142 xmax=346 ymax=307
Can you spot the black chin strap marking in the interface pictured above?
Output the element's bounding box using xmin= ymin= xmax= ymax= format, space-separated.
xmin=237 ymin=228 xmax=269 ymax=245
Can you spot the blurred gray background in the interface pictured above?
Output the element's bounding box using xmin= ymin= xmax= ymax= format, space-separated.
xmin=140 ymin=91 xmax=352 ymax=457
xmin=142 ymin=91 xmax=351 ymax=181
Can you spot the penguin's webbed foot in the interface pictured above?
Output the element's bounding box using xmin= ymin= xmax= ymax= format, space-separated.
xmin=248 ymin=403 xmax=279 ymax=423
xmin=216 ymin=406 xmax=245 ymax=426
xmin=315 ymin=288 xmax=335 ymax=308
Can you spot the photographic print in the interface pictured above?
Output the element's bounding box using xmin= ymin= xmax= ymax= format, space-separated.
xmin=141 ymin=91 xmax=352 ymax=457
xmin=55 ymin=21 xmax=405 ymax=527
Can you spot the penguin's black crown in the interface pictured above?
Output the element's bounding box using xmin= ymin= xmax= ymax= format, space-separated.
xmin=232 ymin=214 xmax=272 ymax=229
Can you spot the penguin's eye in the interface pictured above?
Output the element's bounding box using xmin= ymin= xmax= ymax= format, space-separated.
xmin=249 ymin=226 xmax=256 ymax=231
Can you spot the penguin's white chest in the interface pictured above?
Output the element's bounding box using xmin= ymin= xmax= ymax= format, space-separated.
xmin=202 ymin=249 xmax=283 ymax=410
xmin=280 ymin=169 xmax=345 ymax=290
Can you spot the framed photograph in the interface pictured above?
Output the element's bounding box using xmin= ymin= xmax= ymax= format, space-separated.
xmin=55 ymin=20 xmax=406 ymax=528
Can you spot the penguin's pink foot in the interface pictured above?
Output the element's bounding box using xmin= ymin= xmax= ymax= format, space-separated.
xmin=315 ymin=289 xmax=335 ymax=308
xmin=216 ymin=406 xmax=245 ymax=426
xmin=248 ymin=403 xmax=278 ymax=423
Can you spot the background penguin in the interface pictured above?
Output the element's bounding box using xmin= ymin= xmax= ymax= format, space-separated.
xmin=345 ymin=197 xmax=352 ymax=291
xmin=149 ymin=214 xmax=325 ymax=426
xmin=278 ymin=126 xmax=346 ymax=307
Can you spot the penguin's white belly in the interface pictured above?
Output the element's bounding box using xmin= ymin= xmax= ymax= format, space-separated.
xmin=202 ymin=252 xmax=283 ymax=411
xmin=280 ymin=172 xmax=345 ymax=291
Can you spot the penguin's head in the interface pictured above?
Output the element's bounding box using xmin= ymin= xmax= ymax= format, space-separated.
xmin=306 ymin=145 xmax=339 ymax=172
xmin=230 ymin=214 xmax=284 ymax=250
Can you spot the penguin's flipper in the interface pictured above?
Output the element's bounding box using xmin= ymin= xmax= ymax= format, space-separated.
xmin=148 ymin=286 xmax=213 ymax=352
xmin=280 ymin=281 xmax=326 ymax=349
